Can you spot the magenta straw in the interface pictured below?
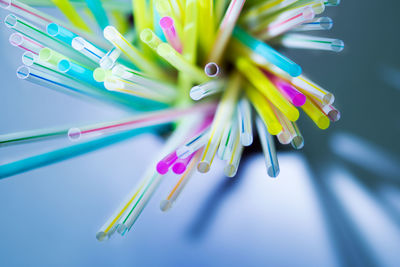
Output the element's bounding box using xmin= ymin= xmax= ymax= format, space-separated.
xmin=156 ymin=151 xmax=178 ymax=175
xmin=172 ymin=151 xmax=196 ymax=174
xmin=160 ymin=16 xmax=182 ymax=53
xmin=267 ymin=73 xmax=306 ymax=107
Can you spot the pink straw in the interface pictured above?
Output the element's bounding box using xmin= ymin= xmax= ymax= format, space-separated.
xmin=156 ymin=151 xmax=178 ymax=175
xmin=266 ymin=73 xmax=306 ymax=107
xmin=160 ymin=16 xmax=182 ymax=53
xmin=172 ymin=151 xmax=196 ymax=174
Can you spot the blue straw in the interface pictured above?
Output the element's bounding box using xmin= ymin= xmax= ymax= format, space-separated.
xmin=58 ymin=59 xmax=102 ymax=88
xmin=85 ymin=0 xmax=110 ymax=30
xmin=233 ymin=26 xmax=302 ymax=77
xmin=47 ymin=23 xmax=78 ymax=45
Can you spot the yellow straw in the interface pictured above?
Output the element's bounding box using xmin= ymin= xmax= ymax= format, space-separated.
xmin=197 ymin=0 xmax=215 ymax=56
xmin=51 ymin=0 xmax=91 ymax=32
xmin=236 ymin=57 xmax=299 ymax=122
xmin=245 ymin=85 xmax=282 ymax=135
xmin=301 ymin=97 xmax=330 ymax=129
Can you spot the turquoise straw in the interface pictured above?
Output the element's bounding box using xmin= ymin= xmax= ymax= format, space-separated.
xmin=58 ymin=59 xmax=101 ymax=88
xmin=46 ymin=23 xmax=78 ymax=45
xmin=85 ymin=0 xmax=110 ymax=30
xmin=0 ymin=126 xmax=157 ymax=179
xmin=233 ymin=26 xmax=302 ymax=77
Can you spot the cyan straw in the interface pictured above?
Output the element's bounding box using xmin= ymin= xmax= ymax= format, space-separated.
xmin=46 ymin=23 xmax=78 ymax=45
xmin=233 ymin=26 xmax=302 ymax=77
xmin=85 ymin=0 xmax=110 ymax=29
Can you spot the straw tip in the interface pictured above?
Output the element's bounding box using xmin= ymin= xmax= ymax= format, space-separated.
xmin=172 ymin=163 xmax=186 ymax=175
xmin=96 ymin=231 xmax=109 ymax=241
xmin=160 ymin=200 xmax=172 ymax=212
xmin=197 ymin=161 xmax=210 ymax=173
xmin=224 ymin=164 xmax=237 ymax=177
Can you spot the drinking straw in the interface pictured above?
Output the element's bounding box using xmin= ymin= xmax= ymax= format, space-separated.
xmin=215 ymin=0 xmax=230 ymax=23
xmin=104 ymin=76 xmax=176 ymax=103
xmin=197 ymin=73 xmax=241 ymax=173
xmin=244 ymin=85 xmax=282 ymax=135
xmin=118 ymin=119 xmax=196 ymax=235
xmin=39 ymin=47 xmax=67 ymax=66
xmin=204 ymin=62 xmax=220 ymax=77
xmin=46 ymin=23 xmax=77 ymax=45
xmin=290 ymin=121 xmax=304 ymax=149
xmin=190 ymin=79 xmax=225 ymax=100
xmin=106 ymin=69 xmax=177 ymax=102
xmin=66 ymin=102 xmax=216 ymax=141
xmin=181 ymin=0 xmax=198 ymax=63
xmin=301 ymin=97 xmax=330 ymax=129
xmin=103 ymin=26 xmax=166 ymax=79
xmin=233 ymin=26 xmax=302 ymax=77
xmin=171 ymin=151 xmax=196 ymax=174
xmin=71 ymin=37 xmax=106 ymax=63
xmin=93 ymin=67 xmax=111 ymax=82
xmin=132 ymin=0 xmax=153 ymax=54
xmin=255 ymin=115 xmax=280 ymax=178
xmin=241 ymin=0 xmax=298 ymax=26
xmin=100 ymin=47 xmax=120 ymax=69
xmin=271 ymin=106 xmax=292 ymax=145
xmin=249 ymin=1 xmax=324 ymax=33
xmin=197 ymin=0 xmax=215 ymax=55
xmin=156 ymin=151 xmax=178 ymax=174
xmin=155 ymin=0 xmax=183 ymax=38
xmin=176 ymin=128 xmax=210 ymax=158
xmin=237 ymin=97 xmax=253 ymax=146
xmin=84 ymin=0 xmax=109 ymax=30
xmin=309 ymin=97 xmax=341 ymax=122
xmin=23 ymin=51 xmax=59 ymax=73
xmin=268 ymin=73 xmax=306 ymax=107
xmin=157 ymin=43 xmax=209 ymax=83
xmin=19 ymin=0 xmax=132 ymax=11
xmin=0 ymin=126 xmax=154 ymax=179
xmin=167 ymin=0 xmax=183 ymax=23
xmin=9 ymin=32 xmax=43 ymax=54
xmin=58 ymin=59 xmax=101 ymax=88
xmin=0 ymin=127 xmax=68 ymax=146
xmin=255 ymin=6 xmax=315 ymax=40
xmin=280 ymin=33 xmax=344 ymax=52
xmin=223 ymin=130 xmax=244 ymax=177
xmin=50 ymin=0 xmax=90 ymax=31
xmin=290 ymin=75 xmax=334 ymax=105
xmin=159 ymin=16 xmax=182 ymax=53
xmin=217 ymin=115 xmax=237 ymax=160
xmin=207 ymin=0 xmax=246 ymax=64
xmin=291 ymin=17 xmax=333 ymax=31
xmin=160 ymin=150 xmax=200 ymax=212
xmin=236 ymin=57 xmax=299 ymax=122
xmin=140 ymin=28 xmax=164 ymax=51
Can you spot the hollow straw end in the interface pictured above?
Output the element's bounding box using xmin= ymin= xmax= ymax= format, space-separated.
xmin=172 ymin=162 xmax=186 ymax=175
xmin=96 ymin=231 xmax=109 ymax=241
xmin=160 ymin=200 xmax=172 ymax=212
xmin=197 ymin=161 xmax=210 ymax=173
xmin=292 ymin=93 xmax=306 ymax=107
xmin=156 ymin=161 xmax=170 ymax=175
xmin=224 ymin=164 xmax=237 ymax=177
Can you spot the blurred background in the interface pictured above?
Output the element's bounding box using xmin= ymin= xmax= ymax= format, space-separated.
xmin=0 ymin=0 xmax=400 ymax=266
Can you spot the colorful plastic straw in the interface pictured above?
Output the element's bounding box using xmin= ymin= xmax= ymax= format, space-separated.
xmin=301 ymin=97 xmax=330 ymax=129
xmin=290 ymin=121 xmax=304 ymax=149
xmin=85 ymin=0 xmax=109 ymax=30
xmin=171 ymin=151 xmax=196 ymax=175
xmin=223 ymin=129 xmax=244 ymax=177
xmin=198 ymin=73 xmax=241 ymax=173
xmin=176 ymin=128 xmax=210 ymax=159
xmin=100 ymin=47 xmax=120 ymax=69
xmin=268 ymin=73 xmax=306 ymax=107
xmin=218 ymin=114 xmax=238 ymax=160
xmin=9 ymin=33 xmax=43 ymax=54
xmin=255 ymin=116 xmax=280 ymax=178
xmin=236 ymin=58 xmax=299 ymax=122
xmin=50 ymin=0 xmax=90 ymax=31
xmin=58 ymin=59 xmax=101 ymax=88
xmin=71 ymin=37 xmax=106 ymax=63
xmin=159 ymin=16 xmax=182 ymax=53
xmin=233 ymin=26 xmax=302 ymax=77
xmin=0 ymin=127 xmax=68 ymax=146
xmin=290 ymin=75 xmax=334 ymax=105
xmin=281 ymin=33 xmax=344 ymax=52
xmin=203 ymin=62 xmax=220 ymax=77
xmin=291 ymin=17 xmax=333 ymax=31
xmin=237 ymin=97 xmax=253 ymax=146
xmin=190 ymin=79 xmax=225 ymax=101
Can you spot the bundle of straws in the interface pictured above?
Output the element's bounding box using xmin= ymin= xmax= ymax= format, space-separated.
xmin=0 ymin=0 xmax=343 ymax=240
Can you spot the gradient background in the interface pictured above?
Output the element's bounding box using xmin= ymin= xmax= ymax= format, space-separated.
xmin=1 ymin=0 xmax=400 ymax=266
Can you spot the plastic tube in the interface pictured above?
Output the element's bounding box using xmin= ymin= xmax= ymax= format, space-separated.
xmin=207 ymin=0 xmax=245 ymax=64
xmin=103 ymin=26 xmax=166 ymax=79
xmin=46 ymin=23 xmax=77 ymax=45
xmin=291 ymin=17 xmax=333 ymax=31
xmin=237 ymin=97 xmax=253 ymax=146
xmin=140 ymin=28 xmax=164 ymax=51
xmin=233 ymin=26 xmax=302 ymax=77
xmin=198 ymin=73 xmax=241 ymax=173
xmin=157 ymin=43 xmax=209 ymax=83
xmin=176 ymin=128 xmax=210 ymax=159
xmin=223 ymin=132 xmax=244 ymax=177
xmin=156 ymin=151 xmax=178 ymax=175
xmin=290 ymin=75 xmax=334 ymax=105
xmin=71 ymin=36 xmax=106 ymax=63
xmin=160 ymin=16 xmax=182 ymax=53
xmin=217 ymin=116 xmax=238 ymax=160
xmin=100 ymin=47 xmax=120 ymax=69
xmin=0 ymin=127 xmax=67 ymax=146
xmin=190 ymin=79 xmax=225 ymax=100
xmin=301 ymin=97 xmax=330 ymax=129
xmin=204 ymin=62 xmax=220 ymax=77
xmin=9 ymin=32 xmax=43 ymax=54
xmin=50 ymin=0 xmax=90 ymax=31
xmin=93 ymin=68 xmax=111 ymax=82
xmin=245 ymin=85 xmax=282 ymax=135
xmin=255 ymin=116 xmax=280 ymax=178
xmin=272 ymin=106 xmax=293 ymax=145
xmin=268 ymin=74 xmax=306 ymax=106
xmin=85 ymin=0 xmax=109 ymax=29
xmin=281 ymin=33 xmax=344 ymax=52
xmin=290 ymin=121 xmax=304 ymax=149
xmin=171 ymin=151 xmax=196 ymax=174
xmin=58 ymin=59 xmax=102 ymax=88
xmin=236 ymin=58 xmax=299 ymax=122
